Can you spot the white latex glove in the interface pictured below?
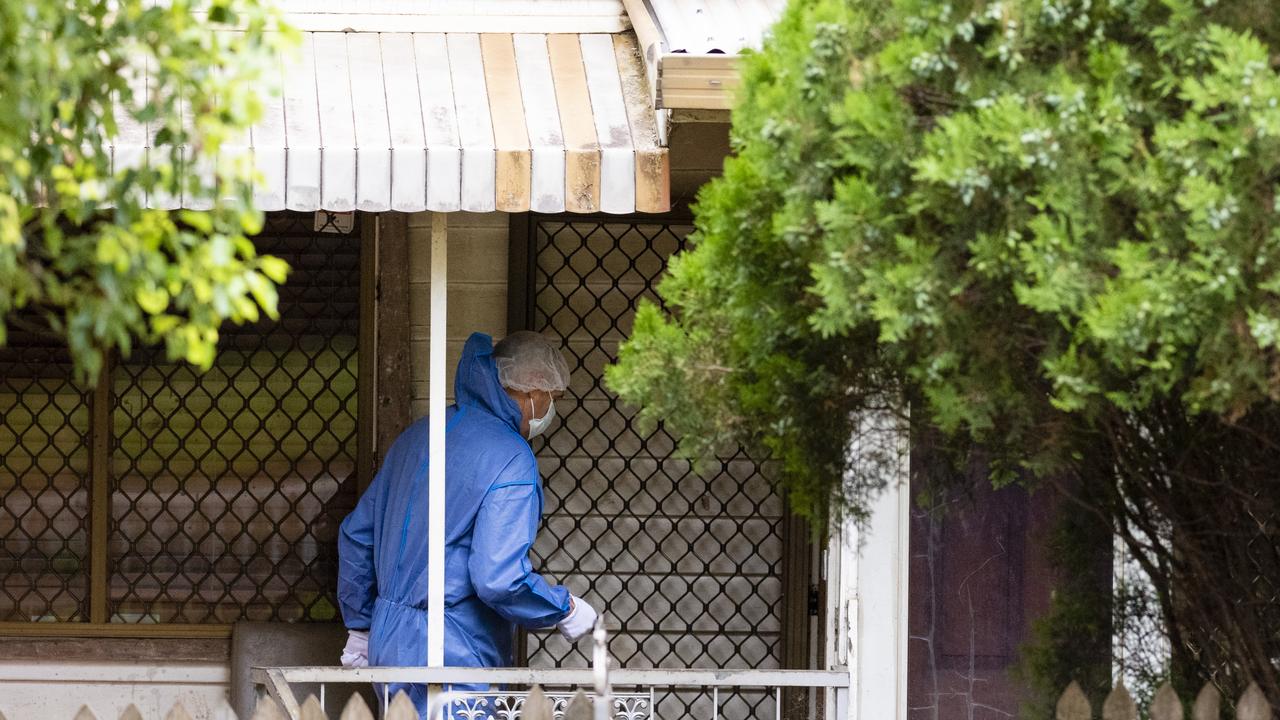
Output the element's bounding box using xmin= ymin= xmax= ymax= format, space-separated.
xmin=557 ymin=595 xmax=598 ymax=642
xmin=340 ymin=630 xmax=370 ymax=668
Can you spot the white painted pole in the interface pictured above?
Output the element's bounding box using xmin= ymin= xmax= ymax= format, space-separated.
xmin=428 ymin=212 xmax=448 ymax=668
xmin=838 ymin=408 xmax=910 ymax=720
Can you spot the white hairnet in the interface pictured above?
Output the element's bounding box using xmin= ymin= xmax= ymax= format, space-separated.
xmin=493 ymin=331 xmax=571 ymax=392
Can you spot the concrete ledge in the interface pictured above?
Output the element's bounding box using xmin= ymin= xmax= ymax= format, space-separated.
xmin=0 ymin=661 xmax=230 ymax=720
xmin=0 ymin=662 xmax=228 ymax=685
xmin=0 ymin=636 xmax=230 ymax=664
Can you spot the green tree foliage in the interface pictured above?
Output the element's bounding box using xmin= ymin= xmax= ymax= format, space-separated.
xmin=611 ymin=0 xmax=1280 ymax=513
xmin=0 ymin=0 xmax=295 ymax=382
xmin=608 ymin=0 xmax=1280 ymax=702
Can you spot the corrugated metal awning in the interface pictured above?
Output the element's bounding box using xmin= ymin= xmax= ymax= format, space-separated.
xmin=641 ymin=0 xmax=783 ymax=54
xmin=620 ymin=0 xmax=784 ymax=110
xmin=113 ymin=31 xmax=670 ymax=215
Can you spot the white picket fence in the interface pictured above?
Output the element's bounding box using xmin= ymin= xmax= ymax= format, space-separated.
xmin=16 ymin=679 xmax=1280 ymax=720
xmin=1056 ymin=679 xmax=1275 ymax=720
xmin=0 ymin=685 xmax=596 ymax=720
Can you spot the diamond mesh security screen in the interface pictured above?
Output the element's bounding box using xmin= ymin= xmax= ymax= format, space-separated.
xmin=0 ymin=322 xmax=91 ymax=622
xmin=109 ymin=213 xmax=360 ymax=623
xmin=525 ymin=218 xmax=784 ymax=719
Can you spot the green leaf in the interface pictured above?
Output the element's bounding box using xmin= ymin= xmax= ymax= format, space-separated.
xmin=135 ymin=286 xmax=170 ymax=315
xmin=258 ymin=255 xmax=290 ymax=283
xmin=179 ymin=209 xmax=213 ymax=234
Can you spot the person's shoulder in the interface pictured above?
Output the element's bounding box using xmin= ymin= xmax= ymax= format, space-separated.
xmin=504 ymin=440 xmax=538 ymax=475
xmin=465 ymin=422 xmax=538 ymax=488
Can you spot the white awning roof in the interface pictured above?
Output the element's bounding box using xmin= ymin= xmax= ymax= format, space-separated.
xmin=640 ymin=0 xmax=783 ymax=54
xmin=112 ymin=31 xmax=670 ymax=214
xmin=620 ymin=0 xmax=783 ymax=110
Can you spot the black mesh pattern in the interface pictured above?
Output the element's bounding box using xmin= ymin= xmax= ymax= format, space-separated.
xmin=526 ymin=218 xmax=784 ymax=719
xmin=108 ymin=212 xmax=360 ymax=623
xmin=0 ymin=324 xmax=91 ymax=622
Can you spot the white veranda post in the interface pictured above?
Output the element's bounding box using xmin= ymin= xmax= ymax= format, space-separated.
xmin=428 ymin=213 xmax=448 ymax=668
xmin=826 ymin=409 xmax=911 ymax=720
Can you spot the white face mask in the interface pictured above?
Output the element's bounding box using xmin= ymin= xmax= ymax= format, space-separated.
xmin=526 ymin=394 xmax=557 ymax=439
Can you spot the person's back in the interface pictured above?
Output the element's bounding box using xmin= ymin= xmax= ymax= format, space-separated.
xmin=336 ymin=332 xmax=598 ymax=716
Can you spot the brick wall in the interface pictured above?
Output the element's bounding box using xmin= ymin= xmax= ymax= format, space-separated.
xmin=406 ymin=211 xmax=511 ymax=417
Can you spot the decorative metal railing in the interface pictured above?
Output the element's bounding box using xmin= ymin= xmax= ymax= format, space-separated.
xmin=253 ymin=623 xmax=850 ymax=720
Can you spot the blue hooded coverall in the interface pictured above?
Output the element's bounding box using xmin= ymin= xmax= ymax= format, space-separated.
xmin=337 ymin=333 xmax=572 ymax=715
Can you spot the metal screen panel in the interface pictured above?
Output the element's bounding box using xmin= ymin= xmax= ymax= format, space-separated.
xmin=109 ymin=213 xmax=360 ymax=623
xmin=525 ymin=218 xmax=784 ymax=720
xmin=0 ymin=324 xmax=91 ymax=621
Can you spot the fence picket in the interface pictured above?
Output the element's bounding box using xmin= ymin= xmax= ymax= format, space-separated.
xmin=209 ymin=701 xmax=239 ymax=720
xmin=117 ymin=707 xmax=144 ymax=720
xmin=1150 ymin=682 xmax=1183 ymax=720
xmin=523 ymin=686 xmax=554 ymax=720
xmin=563 ymin=690 xmax=593 ymax=720
xmin=74 ymin=706 xmax=99 ymax=720
xmin=1236 ymin=682 xmax=1272 ymax=720
xmin=299 ymin=696 xmax=326 ymax=720
xmin=385 ymin=691 xmax=416 ymax=720
xmin=250 ymin=695 xmax=287 ymax=720
xmin=1194 ymin=683 xmax=1222 ymax=720
xmin=1058 ymin=681 xmax=1092 ymax=720
xmin=339 ymin=692 xmax=374 ymax=720
xmin=163 ymin=702 xmax=194 ymax=720
xmin=1103 ymin=683 xmax=1138 ymax=720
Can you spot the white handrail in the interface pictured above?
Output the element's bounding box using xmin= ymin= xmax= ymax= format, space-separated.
xmin=255 ymin=666 xmax=850 ymax=687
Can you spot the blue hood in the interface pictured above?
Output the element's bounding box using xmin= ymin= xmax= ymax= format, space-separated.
xmin=455 ymin=333 xmax=523 ymax=432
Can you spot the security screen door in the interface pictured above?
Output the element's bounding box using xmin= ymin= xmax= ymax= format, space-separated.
xmin=513 ymin=216 xmax=788 ymax=719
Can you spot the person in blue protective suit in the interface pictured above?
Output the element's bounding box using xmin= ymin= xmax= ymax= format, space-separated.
xmin=335 ymin=331 xmax=599 ymax=716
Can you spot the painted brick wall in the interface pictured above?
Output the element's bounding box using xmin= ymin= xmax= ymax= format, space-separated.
xmin=668 ymin=121 xmax=731 ymax=203
xmin=407 ymin=211 xmax=510 ymax=418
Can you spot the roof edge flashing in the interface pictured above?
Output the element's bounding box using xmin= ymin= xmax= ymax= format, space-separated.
xmin=655 ymin=53 xmax=742 ymax=111
xmin=193 ymin=11 xmax=632 ymax=33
